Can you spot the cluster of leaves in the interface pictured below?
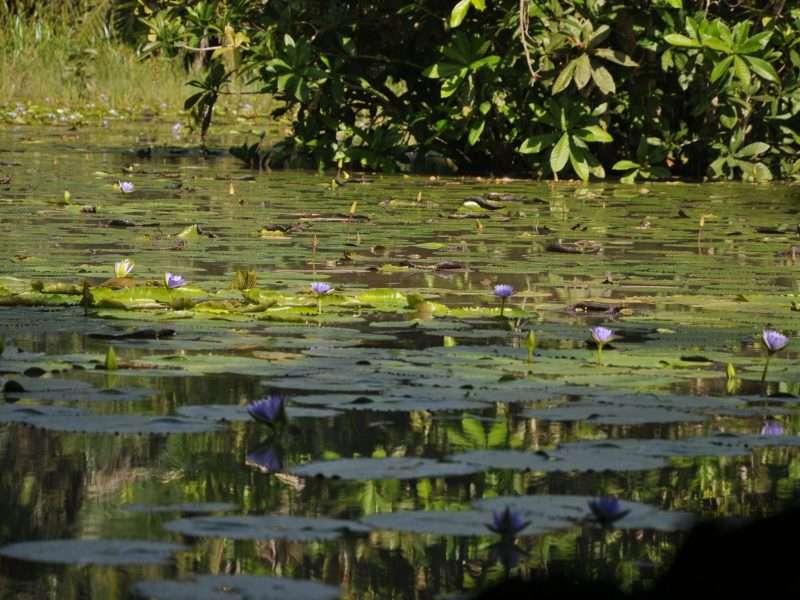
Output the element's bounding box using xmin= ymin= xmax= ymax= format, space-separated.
xmin=134 ymin=0 xmax=800 ymax=180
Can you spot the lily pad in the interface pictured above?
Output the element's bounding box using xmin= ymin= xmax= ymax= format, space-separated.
xmin=449 ymin=447 xmax=668 ymax=473
xmin=359 ymin=509 xmax=556 ymax=537
xmin=0 ymin=406 xmax=221 ymax=434
xmin=523 ymin=404 xmax=707 ymax=425
xmin=133 ymin=576 xmax=341 ymax=600
xmin=175 ymin=404 xmax=341 ymax=421
xmin=474 ymin=495 xmax=696 ymax=532
xmin=163 ymin=514 xmax=370 ymax=541
xmin=0 ymin=539 xmax=185 ymax=565
xmin=290 ymin=457 xmax=484 ymax=480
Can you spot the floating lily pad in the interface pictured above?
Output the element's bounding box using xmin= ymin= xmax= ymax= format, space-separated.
xmin=449 ymin=447 xmax=668 ymax=473
xmin=359 ymin=509 xmax=557 ymax=537
xmin=0 ymin=406 xmax=221 ymax=434
xmin=290 ymin=457 xmax=484 ymax=480
xmin=0 ymin=539 xmax=185 ymax=565
xmin=175 ymin=404 xmax=341 ymax=421
xmin=163 ymin=514 xmax=369 ymax=541
xmin=290 ymin=392 xmax=485 ymax=413
xmin=523 ymin=403 xmax=707 ymax=425
xmin=474 ymin=495 xmax=696 ymax=532
xmin=133 ymin=575 xmax=341 ymax=600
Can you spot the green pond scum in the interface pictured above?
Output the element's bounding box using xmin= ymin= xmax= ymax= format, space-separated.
xmin=1 ymin=122 xmax=800 ymax=599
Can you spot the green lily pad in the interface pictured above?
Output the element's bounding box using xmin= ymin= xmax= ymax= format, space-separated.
xmin=163 ymin=514 xmax=370 ymax=541
xmin=175 ymin=404 xmax=341 ymax=421
xmin=0 ymin=539 xmax=186 ymax=565
xmin=290 ymin=457 xmax=484 ymax=480
xmin=474 ymin=495 xmax=696 ymax=532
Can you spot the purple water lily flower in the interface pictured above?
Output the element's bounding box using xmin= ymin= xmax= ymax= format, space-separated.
xmin=761 ymin=419 xmax=785 ymax=436
xmin=762 ymin=330 xmax=789 ymax=354
xmin=119 ymin=181 xmax=134 ymax=194
xmin=114 ymin=259 xmax=134 ymax=279
xmin=494 ymin=284 xmax=514 ymax=299
xmin=494 ymin=284 xmax=514 ymax=317
xmin=171 ymin=122 xmax=183 ymax=138
xmin=246 ymin=394 xmax=287 ymax=426
xmin=590 ymin=327 xmax=615 ymax=364
xmin=487 ymin=506 xmax=530 ymax=537
xmin=590 ymin=327 xmax=615 ymax=345
xmin=761 ymin=329 xmax=790 ymax=384
xmin=246 ymin=446 xmax=283 ymax=473
xmin=310 ymin=282 xmax=333 ymax=295
xmin=165 ymin=272 xmax=187 ymax=289
xmin=588 ymin=497 xmax=631 ymax=527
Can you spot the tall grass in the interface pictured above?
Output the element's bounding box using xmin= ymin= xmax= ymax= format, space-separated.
xmin=0 ymin=3 xmax=190 ymax=111
xmin=0 ymin=1 xmax=269 ymax=116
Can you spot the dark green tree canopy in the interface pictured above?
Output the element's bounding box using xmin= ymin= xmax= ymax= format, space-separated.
xmin=140 ymin=0 xmax=799 ymax=181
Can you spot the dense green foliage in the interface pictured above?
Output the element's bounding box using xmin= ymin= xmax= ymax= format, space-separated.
xmin=11 ymin=1 xmax=800 ymax=180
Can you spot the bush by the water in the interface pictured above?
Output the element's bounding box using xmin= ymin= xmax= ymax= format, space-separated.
xmin=133 ymin=0 xmax=800 ymax=181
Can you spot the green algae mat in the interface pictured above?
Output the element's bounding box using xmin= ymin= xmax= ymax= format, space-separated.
xmin=1 ymin=121 xmax=799 ymax=598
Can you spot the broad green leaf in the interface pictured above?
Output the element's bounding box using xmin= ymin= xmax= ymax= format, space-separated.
xmin=612 ymin=160 xmax=640 ymax=170
xmin=744 ymin=56 xmax=779 ymax=83
xmin=663 ymin=34 xmax=701 ymax=48
xmin=449 ymin=0 xmax=471 ymax=28
xmin=593 ymin=48 xmax=639 ymax=67
xmin=552 ymin=60 xmax=577 ymax=94
xmin=702 ymin=35 xmax=733 ymax=54
xmin=733 ymin=55 xmax=751 ymax=87
xmin=518 ymin=133 xmax=558 ymax=154
xmin=591 ymin=65 xmax=615 ymax=95
xmin=467 ymin=119 xmax=485 ymax=146
xmin=550 ymin=133 xmax=571 ymax=173
xmin=738 ymin=31 xmax=771 ymax=54
xmin=710 ymin=55 xmax=734 ymax=83
xmin=578 ymin=125 xmax=613 ymax=143
xmin=570 ymin=147 xmax=591 ymax=181
xmin=574 ymin=54 xmax=592 ymax=90
xmin=736 ymin=141 xmax=769 ymax=158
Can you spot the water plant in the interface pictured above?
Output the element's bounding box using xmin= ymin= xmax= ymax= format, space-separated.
xmin=104 ymin=346 xmax=118 ymax=371
xmin=118 ymin=181 xmax=134 ymax=194
xmin=588 ymin=497 xmax=630 ymax=527
xmin=164 ymin=272 xmax=186 ymax=289
xmin=590 ymin=327 xmax=615 ymax=364
xmin=311 ymin=282 xmax=333 ymax=314
xmin=494 ymin=284 xmax=514 ymax=317
xmin=486 ymin=507 xmax=529 ymax=539
xmin=246 ymin=395 xmax=287 ymax=428
xmin=114 ymin=259 xmax=134 ymax=279
xmin=761 ymin=329 xmax=789 ymax=384
xmin=761 ymin=419 xmax=784 ymax=436
xmin=526 ymin=331 xmax=536 ymax=364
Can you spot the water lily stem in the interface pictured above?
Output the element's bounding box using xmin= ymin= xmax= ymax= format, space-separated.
xmin=596 ymin=344 xmax=604 ymax=365
xmin=317 ymin=298 xmax=323 ymax=315
xmin=761 ymin=353 xmax=772 ymax=384
xmin=500 ymin=297 xmax=506 ymax=317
